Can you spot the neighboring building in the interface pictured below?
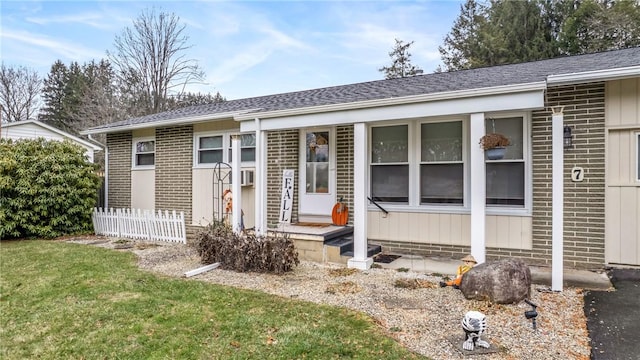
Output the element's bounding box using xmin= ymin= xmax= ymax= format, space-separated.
xmin=1 ymin=119 xmax=102 ymax=162
xmin=82 ymin=47 xmax=640 ymax=272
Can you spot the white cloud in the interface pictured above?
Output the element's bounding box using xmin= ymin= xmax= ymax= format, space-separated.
xmin=26 ymin=12 xmax=114 ymax=30
xmin=2 ymin=30 xmax=105 ymax=61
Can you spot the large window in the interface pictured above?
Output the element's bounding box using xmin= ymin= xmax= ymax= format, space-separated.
xmin=133 ymin=138 xmax=155 ymax=168
xmin=195 ymin=132 xmax=255 ymax=166
xmin=371 ymin=125 xmax=409 ymax=203
xmin=420 ymin=121 xmax=463 ymax=204
xmin=368 ymin=114 xmax=529 ymax=212
xmin=485 ymin=117 xmax=525 ymax=207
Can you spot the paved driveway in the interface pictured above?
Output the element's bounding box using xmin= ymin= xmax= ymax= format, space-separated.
xmin=584 ymin=269 xmax=640 ymax=360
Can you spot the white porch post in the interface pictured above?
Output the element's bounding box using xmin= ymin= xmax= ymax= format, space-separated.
xmin=552 ymin=107 xmax=565 ymax=291
xmin=348 ymin=122 xmax=373 ymax=270
xmin=254 ymin=118 xmax=267 ymax=236
xmin=470 ymin=113 xmax=486 ymax=264
xmin=231 ymin=135 xmax=242 ymax=234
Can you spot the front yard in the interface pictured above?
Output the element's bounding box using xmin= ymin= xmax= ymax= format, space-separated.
xmin=0 ymin=240 xmax=421 ymax=359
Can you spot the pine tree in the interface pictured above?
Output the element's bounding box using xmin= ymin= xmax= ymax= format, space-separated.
xmin=379 ymin=39 xmax=423 ymax=79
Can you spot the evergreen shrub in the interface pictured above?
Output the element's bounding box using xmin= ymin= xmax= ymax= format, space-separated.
xmin=0 ymin=138 xmax=101 ymax=239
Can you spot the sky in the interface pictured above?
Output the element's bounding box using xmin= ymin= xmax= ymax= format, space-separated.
xmin=1 ymin=0 xmax=464 ymax=100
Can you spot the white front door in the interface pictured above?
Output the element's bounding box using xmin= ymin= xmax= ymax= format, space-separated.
xmin=299 ymin=128 xmax=336 ymax=217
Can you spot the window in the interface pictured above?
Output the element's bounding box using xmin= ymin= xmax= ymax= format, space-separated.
xmin=198 ymin=135 xmax=224 ymax=164
xmin=368 ymin=115 xmax=529 ymax=211
xmin=228 ymin=134 xmax=256 ymax=163
xmin=133 ymin=139 xmax=155 ymax=167
xmin=195 ymin=132 xmax=256 ymax=166
xmin=371 ymin=125 xmax=409 ymax=203
xmin=420 ymin=121 xmax=463 ymax=204
xmin=485 ymin=117 xmax=525 ymax=207
xmin=305 ymin=131 xmax=330 ymax=193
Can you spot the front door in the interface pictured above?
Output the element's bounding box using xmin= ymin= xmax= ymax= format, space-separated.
xmin=299 ymin=129 xmax=335 ymax=218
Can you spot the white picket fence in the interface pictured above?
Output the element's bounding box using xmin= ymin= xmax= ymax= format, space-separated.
xmin=92 ymin=208 xmax=186 ymax=244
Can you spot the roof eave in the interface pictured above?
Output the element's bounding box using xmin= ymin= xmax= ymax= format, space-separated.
xmin=546 ymin=65 xmax=640 ymax=86
xmin=80 ymin=109 xmax=261 ymax=135
xmin=233 ymin=82 xmax=548 ymax=121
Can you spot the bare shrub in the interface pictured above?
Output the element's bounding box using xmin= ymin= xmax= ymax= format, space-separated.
xmin=195 ymin=222 xmax=299 ymax=274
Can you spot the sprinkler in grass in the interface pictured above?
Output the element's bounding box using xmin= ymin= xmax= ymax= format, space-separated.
xmin=524 ymin=299 xmax=538 ymax=330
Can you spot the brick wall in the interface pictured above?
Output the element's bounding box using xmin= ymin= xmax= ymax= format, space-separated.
xmin=155 ymin=125 xmax=193 ymax=226
xmin=531 ymin=83 xmax=606 ymax=269
xmin=266 ymin=130 xmax=299 ymax=226
xmin=106 ymin=132 xmax=132 ymax=208
xmin=336 ymin=125 xmax=354 ymax=225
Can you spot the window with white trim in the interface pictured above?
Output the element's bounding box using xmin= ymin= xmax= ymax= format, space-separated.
xmin=228 ymin=134 xmax=256 ymax=163
xmin=371 ymin=125 xmax=409 ymax=203
xmin=420 ymin=121 xmax=463 ymax=204
xmin=368 ymin=114 xmax=530 ymax=211
xmin=133 ymin=138 xmax=155 ymax=168
xmin=198 ymin=135 xmax=224 ymax=164
xmin=194 ymin=132 xmax=256 ymax=166
xmin=485 ymin=117 xmax=525 ymax=207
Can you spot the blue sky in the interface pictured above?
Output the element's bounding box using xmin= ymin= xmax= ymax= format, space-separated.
xmin=1 ymin=0 xmax=463 ymax=100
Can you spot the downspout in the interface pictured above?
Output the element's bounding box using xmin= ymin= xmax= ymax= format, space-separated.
xmin=89 ymin=134 xmax=108 ymax=209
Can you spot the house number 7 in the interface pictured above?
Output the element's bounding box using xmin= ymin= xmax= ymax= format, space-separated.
xmin=571 ymin=166 xmax=584 ymax=182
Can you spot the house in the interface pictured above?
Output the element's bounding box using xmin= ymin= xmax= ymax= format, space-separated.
xmin=82 ymin=47 xmax=640 ymax=283
xmin=1 ymin=119 xmax=102 ymax=162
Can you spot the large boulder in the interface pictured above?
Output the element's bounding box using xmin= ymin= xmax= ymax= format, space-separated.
xmin=460 ymin=258 xmax=531 ymax=304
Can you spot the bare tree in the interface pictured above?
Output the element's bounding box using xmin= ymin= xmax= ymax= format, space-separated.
xmin=108 ymin=7 xmax=204 ymax=115
xmin=0 ymin=64 xmax=42 ymax=122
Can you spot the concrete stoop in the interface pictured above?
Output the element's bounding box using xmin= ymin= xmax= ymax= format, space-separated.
xmin=324 ymin=235 xmax=381 ymax=264
xmin=279 ymin=224 xmax=381 ymax=264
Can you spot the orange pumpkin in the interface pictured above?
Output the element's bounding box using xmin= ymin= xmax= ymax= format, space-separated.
xmin=331 ymin=197 xmax=348 ymax=226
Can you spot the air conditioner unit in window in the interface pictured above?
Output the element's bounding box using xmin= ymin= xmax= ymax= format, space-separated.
xmin=240 ymin=169 xmax=254 ymax=186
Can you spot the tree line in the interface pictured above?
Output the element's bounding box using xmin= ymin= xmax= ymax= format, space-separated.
xmin=0 ymin=8 xmax=223 ymax=135
xmin=380 ymin=0 xmax=640 ymax=78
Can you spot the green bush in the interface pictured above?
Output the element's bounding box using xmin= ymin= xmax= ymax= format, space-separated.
xmin=196 ymin=221 xmax=300 ymax=274
xmin=0 ymin=138 xmax=101 ymax=239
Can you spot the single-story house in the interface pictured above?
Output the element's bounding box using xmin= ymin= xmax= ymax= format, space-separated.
xmin=1 ymin=119 xmax=102 ymax=162
xmin=82 ymin=47 xmax=640 ymax=282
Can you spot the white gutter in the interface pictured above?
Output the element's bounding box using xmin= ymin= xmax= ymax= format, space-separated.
xmin=547 ymin=65 xmax=640 ymax=86
xmin=234 ymin=82 xmax=547 ymax=121
xmin=80 ymin=109 xmax=261 ymax=135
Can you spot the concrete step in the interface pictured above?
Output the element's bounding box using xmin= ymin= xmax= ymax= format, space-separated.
xmin=325 ymin=234 xmax=381 ymax=256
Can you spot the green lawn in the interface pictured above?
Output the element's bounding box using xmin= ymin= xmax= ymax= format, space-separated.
xmin=0 ymin=240 xmax=424 ymax=359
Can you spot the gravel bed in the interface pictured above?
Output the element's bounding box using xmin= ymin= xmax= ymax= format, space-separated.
xmin=67 ymin=238 xmax=591 ymax=360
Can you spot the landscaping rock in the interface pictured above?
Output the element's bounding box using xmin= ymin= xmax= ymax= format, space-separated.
xmin=460 ymin=258 xmax=531 ymax=304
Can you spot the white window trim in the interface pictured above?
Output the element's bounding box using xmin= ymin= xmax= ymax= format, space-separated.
xmin=417 ymin=118 xmax=466 ymax=207
xmin=193 ymin=131 xmax=256 ymax=169
xmin=132 ymin=136 xmax=155 ymax=170
xmin=367 ymin=112 xmax=532 ymax=216
xmin=369 ymin=121 xmax=412 ymax=205
xmin=484 ymin=112 xmax=532 ymax=216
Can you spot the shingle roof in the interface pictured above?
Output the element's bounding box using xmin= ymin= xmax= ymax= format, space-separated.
xmin=86 ymin=47 xmax=640 ymax=133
